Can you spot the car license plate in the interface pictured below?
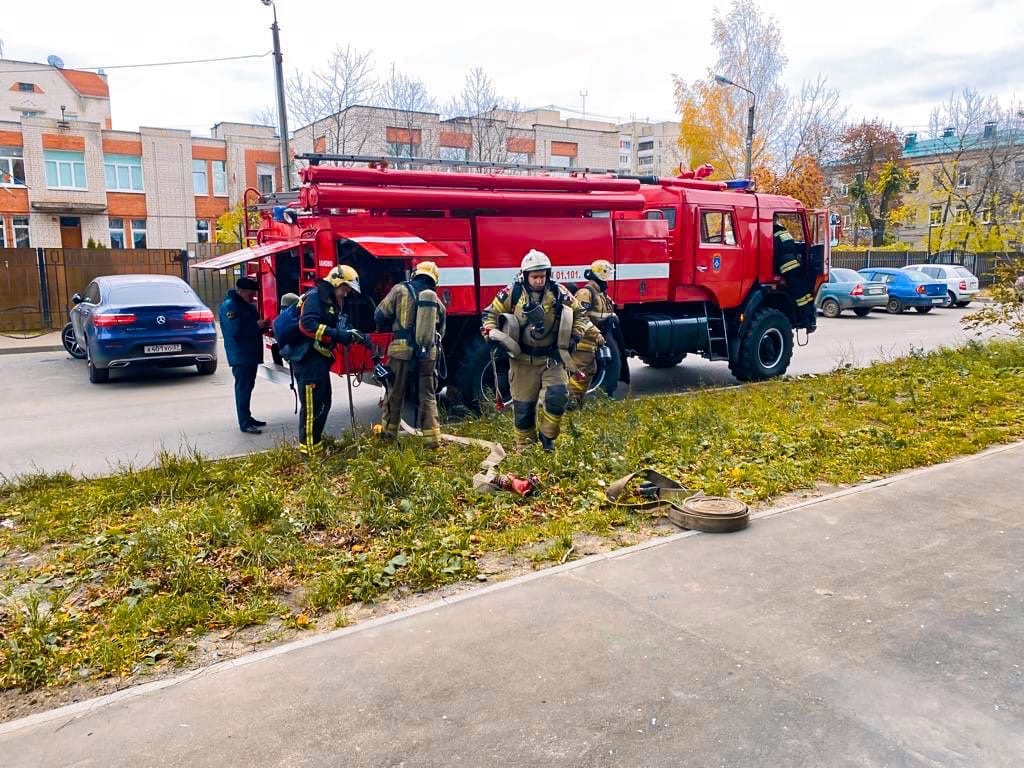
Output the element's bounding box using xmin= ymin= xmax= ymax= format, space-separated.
xmin=144 ymin=344 xmax=182 ymax=354
xmin=932 ymin=298 xmax=944 ymax=304
xmin=868 ymin=288 xmax=883 ymax=294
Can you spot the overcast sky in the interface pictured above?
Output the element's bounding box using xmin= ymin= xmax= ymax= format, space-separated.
xmin=4 ymin=0 xmax=1022 ymax=136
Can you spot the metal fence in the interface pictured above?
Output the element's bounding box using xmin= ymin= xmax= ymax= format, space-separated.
xmin=0 ymin=244 xmax=244 ymax=333
xmin=830 ymin=250 xmax=1014 ymax=288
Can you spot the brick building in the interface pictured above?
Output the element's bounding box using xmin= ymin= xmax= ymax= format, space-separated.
xmin=0 ymin=59 xmax=282 ymax=250
xmin=292 ymin=106 xmax=681 ymax=173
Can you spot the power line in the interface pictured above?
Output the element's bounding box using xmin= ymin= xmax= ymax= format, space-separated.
xmin=0 ymin=52 xmax=271 ymax=75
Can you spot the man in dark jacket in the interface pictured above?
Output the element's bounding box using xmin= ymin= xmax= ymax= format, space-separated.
xmin=291 ymin=265 xmax=363 ymax=454
xmin=219 ymin=276 xmax=269 ymax=434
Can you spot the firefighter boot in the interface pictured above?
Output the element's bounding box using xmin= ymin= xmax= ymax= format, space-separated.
xmin=538 ymin=434 xmax=556 ymax=452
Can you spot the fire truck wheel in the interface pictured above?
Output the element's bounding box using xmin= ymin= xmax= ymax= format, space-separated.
xmin=641 ymin=353 xmax=685 ymax=369
xmin=593 ymin=337 xmax=621 ymax=397
xmin=729 ymin=308 xmax=793 ymax=382
xmin=453 ymin=338 xmax=505 ymax=414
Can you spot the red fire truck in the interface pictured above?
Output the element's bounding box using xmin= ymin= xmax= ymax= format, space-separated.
xmin=196 ymin=154 xmax=828 ymax=407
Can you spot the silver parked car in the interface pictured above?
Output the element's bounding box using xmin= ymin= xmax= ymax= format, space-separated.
xmin=904 ymin=264 xmax=979 ymax=307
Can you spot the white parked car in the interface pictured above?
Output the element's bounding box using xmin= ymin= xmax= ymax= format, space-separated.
xmin=903 ymin=264 xmax=980 ymax=307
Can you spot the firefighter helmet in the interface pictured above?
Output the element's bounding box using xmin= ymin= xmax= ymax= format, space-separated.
xmin=520 ymin=249 xmax=551 ymax=274
xmin=326 ymin=264 xmax=361 ymax=293
xmin=586 ymin=259 xmax=614 ymax=283
xmin=412 ymin=261 xmax=441 ymax=285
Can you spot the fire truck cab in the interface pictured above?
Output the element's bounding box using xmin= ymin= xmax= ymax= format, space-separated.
xmin=195 ymin=155 xmax=828 ymax=407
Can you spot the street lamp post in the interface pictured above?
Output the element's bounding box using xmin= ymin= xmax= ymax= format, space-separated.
xmin=713 ymin=74 xmax=755 ymax=179
xmin=262 ymin=0 xmax=291 ymax=191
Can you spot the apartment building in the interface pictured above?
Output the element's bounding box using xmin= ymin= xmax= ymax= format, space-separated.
xmin=617 ymin=120 xmax=686 ymax=176
xmin=827 ymin=123 xmax=1024 ymax=251
xmin=293 ymin=106 xmax=648 ymax=173
xmin=0 ymin=59 xmax=282 ymax=250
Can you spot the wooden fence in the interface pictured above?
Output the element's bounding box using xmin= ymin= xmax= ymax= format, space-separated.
xmin=0 ymin=245 xmax=245 ymax=332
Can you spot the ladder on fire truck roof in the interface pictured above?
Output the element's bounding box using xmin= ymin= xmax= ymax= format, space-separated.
xmin=295 ymin=152 xmax=622 ymax=176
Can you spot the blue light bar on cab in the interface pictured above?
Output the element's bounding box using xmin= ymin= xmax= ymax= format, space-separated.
xmin=724 ymin=179 xmax=754 ymax=190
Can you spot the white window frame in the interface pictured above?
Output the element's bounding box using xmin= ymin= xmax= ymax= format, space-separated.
xmin=44 ymin=150 xmax=87 ymax=191
xmin=957 ymin=169 xmax=971 ymax=188
xmin=131 ymin=219 xmax=147 ymax=249
xmin=13 ymin=216 xmax=30 ymax=247
xmin=196 ymin=219 xmax=211 ymax=243
xmin=192 ymin=159 xmax=208 ymax=195
xmin=929 ymin=205 xmax=943 ymax=226
xmin=104 ymin=154 xmax=144 ymax=192
xmin=0 ymin=218 xmax=6 ymax=247
xmin=981 ymin=208 xmax=992 ymax=224
xmin=211 ymin=160 xmax=227 ymax=196
xmin=548 ymin=155 xmax=573 ymax=169
xmin=0 ymin=148 xmax=25 ymax=187
xmin=256 ymin=163 xmax=275 ymax=194
xmin=109 ymin=217 xmax=126 ymax=249
xmin=954 ymin=206 xmax=969 ymax=225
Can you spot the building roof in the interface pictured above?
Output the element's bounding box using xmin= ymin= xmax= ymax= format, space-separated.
xmin=902 ymin=128 xmax=1023 ymax=159
xmin=56 ymin=68 xmax=109 ymax=98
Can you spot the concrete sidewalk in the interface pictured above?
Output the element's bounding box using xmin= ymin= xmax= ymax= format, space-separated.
xmin=3 ymin=444 xmax=1022 ymax=767
xmin=0 ymin=330 xmax=62 ymax=355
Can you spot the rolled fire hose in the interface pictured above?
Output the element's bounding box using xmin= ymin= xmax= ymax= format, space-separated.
xmin=605 ymin=469 xmax=749 ymax=533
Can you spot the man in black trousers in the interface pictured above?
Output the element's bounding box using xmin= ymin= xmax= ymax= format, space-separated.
xmin=219 ymin=276 xmax=269 ymax=434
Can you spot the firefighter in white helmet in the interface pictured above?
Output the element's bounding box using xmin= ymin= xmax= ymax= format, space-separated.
xmin=374 ymin=261 xmax=446 ymax=446
xmin=568 ymin=258 xmax=616 ymax=406
xmin=292 ymin=264 xmax=363 ymax=454
xmin=481 ymin=249 xmax=588 ymax=451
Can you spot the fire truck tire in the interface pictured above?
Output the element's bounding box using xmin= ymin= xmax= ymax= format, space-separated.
xmin=595 ymin=337 xmax=621 ymax=398
xmin=641 ymin=353 xmax=685 ymax=369
xmin=453 ymin=338 xmax=499 ymax=412
xmin=729 ymin=308 xmax=793 ymax=382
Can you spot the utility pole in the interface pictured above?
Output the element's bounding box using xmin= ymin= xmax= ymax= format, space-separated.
xmin=580 ymin=89 xmax=588 ymax=121
xmin=263 ymin=0 xmax=292 ymax=191
xmin=713 ymin=74 xmax=755 ymax=179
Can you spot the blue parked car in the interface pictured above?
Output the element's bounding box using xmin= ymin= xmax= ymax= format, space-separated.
xmin=65 ymin=274 xmax=218 ymax=383
xmin=856 ymin=268 xmax=947 ymax=314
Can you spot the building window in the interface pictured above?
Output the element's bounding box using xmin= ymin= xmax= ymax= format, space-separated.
xmin=638 ymin=155 xmax=654 ymax=167
xmin=837 ymin=182 xmax=849 ymax=196
xmin=619 ymin=139 xmax=632 ymax=151
xmin=256 ymin=164 xmax=275 ymax=195
xmin=192 ymin=159 xmax=208 ymax=195
xmin=439 ymin=147 xmax=468 ymax=162
xmin=0 ymin=219 xmax=5 ymax=247
xmin=1015 ymin=160 xmax=1024 ymax=180
xmin=929 ymin=205 xmax=943 ymax=226
xmin=196 ymin=220 xmax=211 ymax=243
xmin=619 ymin=154 xmax=630 ymax=167
xmin=548 ymin=155 xmax=573 ymax=169
xmin=903 ymin=208 xmax=917 ymax=226
xmin=0 ymin=148 xmax=25 ymax=187
xmin=842 ymin=214 xmax=852 ymax=229
xmin=131 ymin=219 xmax=147 ymax=248
xmin=44 ymin=150 xmax=87 ymax=190
xmin=953 ymin=206 xmax=969 ymax=225
xmin=957 ymin=169 xmax=971 ymax=188
xmin=104 ymin=155 xmax=143 ymax=192
xmin=212 ymin=161 xmax=227 ymax=196
xmin=13 ymin=216 xmax=29 ymax=247
xmin=18 ymin=82 xmax=35 ymax=92
xmin=109 ymin=217 xmax=126 ymax=248
xmin=638 ymin=141 xmax=655 ymax=152
xmin=981 ymin=208 xmax=992 ymax=224
xmin=506 ymin=152 xmax=530 ymax=165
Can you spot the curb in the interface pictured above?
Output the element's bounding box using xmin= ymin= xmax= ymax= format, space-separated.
xmin=2 ymin=438 xmax=1022 ymax=737
xmin=0 ymin=344 xmax=63 ymax=356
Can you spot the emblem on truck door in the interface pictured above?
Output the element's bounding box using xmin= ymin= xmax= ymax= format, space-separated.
xmin=713 ymin=255 xmax=722 ymax=272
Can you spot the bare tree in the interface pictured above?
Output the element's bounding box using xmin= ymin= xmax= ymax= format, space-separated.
xmin=313 ymin=46 xmax=379 ymax=161
xmin=444 ymin=68 xmax=522 ymax=165
xmin=251 ymin=105 xmax=278 ymax=127
xmin=380 ymin=65 xmax=436 ymax=166
xmin=710 ymin=0 xmax=791 ymax=167
xmin=780 ymin=75 xmax=848 ymax=171
xmin=926 ymin=89 xmax=1024 ymax=252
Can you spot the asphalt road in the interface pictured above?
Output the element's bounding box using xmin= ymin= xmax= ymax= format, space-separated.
xmin=0 ymin=307 xmax=989 ymax=478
